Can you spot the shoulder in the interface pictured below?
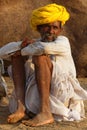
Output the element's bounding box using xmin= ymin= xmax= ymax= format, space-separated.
xmin=56 ymin=35 xmax=69 ymax=42
xmin=55 ymin=35 xmax=70 ymax=45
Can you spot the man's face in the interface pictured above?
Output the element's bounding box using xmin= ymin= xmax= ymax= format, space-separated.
xmin=37 ymin=21 xmax=62 ymax=42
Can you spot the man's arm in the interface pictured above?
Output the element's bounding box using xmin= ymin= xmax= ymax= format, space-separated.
xmin=21 ymin=36 xmax=71 ymax=56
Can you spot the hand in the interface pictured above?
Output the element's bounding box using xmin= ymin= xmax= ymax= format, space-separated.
xmin=21 ymin=38 xmax=35 ymax=48
xmin=12 ymin=50 xmax=21 ymax=57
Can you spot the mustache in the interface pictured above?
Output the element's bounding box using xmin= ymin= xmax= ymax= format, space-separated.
xmin=42 ymin=33 xmax=57 ymax=42
xmin=43 ymin=33 xmax=56 ymax=37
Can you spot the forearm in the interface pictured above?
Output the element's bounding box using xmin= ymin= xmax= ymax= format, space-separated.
xmin=21 ymin=40 xmax=70 ymax=56
xmin=21 ymin=43 xmax=44 ymax=56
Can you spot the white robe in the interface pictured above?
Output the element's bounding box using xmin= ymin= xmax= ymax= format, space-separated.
xmin=1 ymin=35 xmax=87 ymax=121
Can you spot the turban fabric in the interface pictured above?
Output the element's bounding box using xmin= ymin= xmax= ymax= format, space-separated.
xmin=30 ymin=3 xmax=70 ymax=30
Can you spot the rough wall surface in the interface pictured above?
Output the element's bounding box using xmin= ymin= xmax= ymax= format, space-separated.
xmin=0 ymin=0 xmax=87 ymax=77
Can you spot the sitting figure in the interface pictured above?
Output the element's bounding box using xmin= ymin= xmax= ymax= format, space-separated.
xmin=0 ymin=3 xmax=87 ymax=127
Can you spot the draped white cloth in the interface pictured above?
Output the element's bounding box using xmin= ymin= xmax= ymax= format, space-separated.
xmin=1 ymin=36 xmax=87 ymax=121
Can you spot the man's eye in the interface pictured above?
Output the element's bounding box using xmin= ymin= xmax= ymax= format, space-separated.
xmin=45 ymin=25 xmax=50 ymax=28
xmin=53 ymin=26 xmax=58 ymax=29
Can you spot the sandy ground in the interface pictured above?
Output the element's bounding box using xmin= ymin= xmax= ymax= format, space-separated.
xmin=0 ymin=77 xmax=87 ymax=130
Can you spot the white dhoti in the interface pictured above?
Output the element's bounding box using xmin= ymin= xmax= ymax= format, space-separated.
xmin=8 ymin=59 xmax=87 ymax=121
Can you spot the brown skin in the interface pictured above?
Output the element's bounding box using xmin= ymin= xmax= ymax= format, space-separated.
xmin=7 ymin=54 xmax=26 ymax=123
xmin=37 ymin=21 xmax=62 ymax=42
xmin=7 ymin=21 xmax=62 ymax=126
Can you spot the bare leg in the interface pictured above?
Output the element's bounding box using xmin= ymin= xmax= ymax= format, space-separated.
xmin=22 ymin=55 xmax=54 ymax=126
xmin=8 ymin=55 xmax=26 ymax=123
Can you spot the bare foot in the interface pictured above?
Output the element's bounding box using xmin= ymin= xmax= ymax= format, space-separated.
xmin=7 ymin=100 xmax=25 ymax=123
xmin=7 ymin=111 xmax=25 ymax=123
xmin=22 ymin=112 xmax=54 ymax=126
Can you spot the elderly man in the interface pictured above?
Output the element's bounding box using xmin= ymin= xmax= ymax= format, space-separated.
xmin=0 ymin=3 xmax=87 ymax=126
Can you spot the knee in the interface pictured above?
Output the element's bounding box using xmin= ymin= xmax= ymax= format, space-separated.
xmin=32 ymin=55 xmax=47 ymax=66
xmin=33 ymin=55 xmax=53 ymax=73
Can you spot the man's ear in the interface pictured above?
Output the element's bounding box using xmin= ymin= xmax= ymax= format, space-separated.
xmin=59 ymin=25 xmax=63 ymax=33
xmin=37 ymin=27 xmax=40 ymax=32
xmin=37 ymin=25 xmax=42 ymax=33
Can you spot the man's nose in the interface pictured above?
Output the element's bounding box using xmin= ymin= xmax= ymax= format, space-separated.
xmin=49 ymin=27 xmax=54 ymax=33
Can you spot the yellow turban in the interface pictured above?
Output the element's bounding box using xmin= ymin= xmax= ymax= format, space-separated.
xmin=30 ymin=3 xmax=70 ymax=30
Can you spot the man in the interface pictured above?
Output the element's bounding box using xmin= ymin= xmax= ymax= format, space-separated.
xmin=1 ymin=3 xmax=87 ymax=126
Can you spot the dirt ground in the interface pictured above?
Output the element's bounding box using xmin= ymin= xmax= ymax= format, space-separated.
xmin=0 ymin=77 xmax=87 ymax=130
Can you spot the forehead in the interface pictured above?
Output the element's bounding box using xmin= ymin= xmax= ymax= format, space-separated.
xmin=37 ymin=21 xmax=61 ymax=31
xmin=41 ymin=21 xmax=61 ymax=28
xmin=48 ymin=21 xmax=61 ymax=26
